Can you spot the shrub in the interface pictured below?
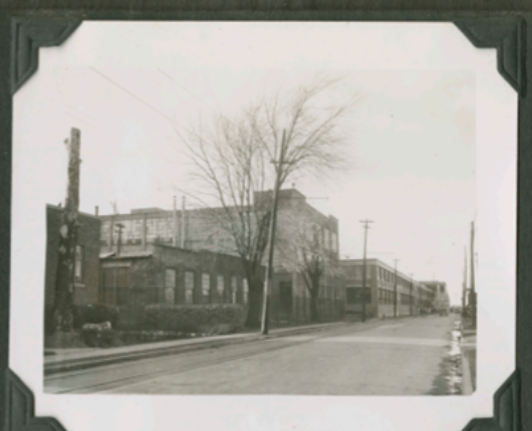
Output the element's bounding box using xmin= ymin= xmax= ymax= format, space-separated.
xmin=73 ymin=304 xmax=119 ymax=329
xmin=143 ymin=304 xmax=247 ymax=334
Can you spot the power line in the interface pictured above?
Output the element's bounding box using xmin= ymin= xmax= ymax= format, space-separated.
xmin=89 ymin=66 xmax=180 ymax=128
xmin=157 ymin=68 xmax=208 ymax=107
xmin=64 ymin=112 xmax=100 ymax=131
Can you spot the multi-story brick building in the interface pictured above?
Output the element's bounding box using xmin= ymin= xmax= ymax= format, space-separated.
xmin=98 ymin=188 xmax=344 ymax=325
xmin=340 ymin=259 xmax=435 ymax=319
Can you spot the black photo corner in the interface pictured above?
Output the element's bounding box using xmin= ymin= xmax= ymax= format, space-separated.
xmin=0 ymin=2 xmax=530 ymax=431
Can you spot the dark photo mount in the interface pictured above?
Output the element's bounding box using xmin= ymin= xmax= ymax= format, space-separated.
xmin=0 ymin=4 xmax=529 ymax=431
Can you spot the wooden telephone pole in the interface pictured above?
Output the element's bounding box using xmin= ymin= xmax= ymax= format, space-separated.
xmin=462 ymin=246 xmax=467 ymax=315
xmin=53 ymin=128 xmax=81 ymax=333
xmin=470 ymin=221 xmax=476 ymax=328
xmin=393 ymin=259 xmax=399 ymax=318
xmin=261 ymin=130 xmax=288 ymax=335
xmin=409 ymin=273 xmax=414 ymax=316
xmin=360 ymin=220 xmax=373 ymax=323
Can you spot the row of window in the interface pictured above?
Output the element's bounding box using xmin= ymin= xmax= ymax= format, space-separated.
xmin=378 ymin=288 xmax=395 ymax=305
xmin=99 ymin=266 xmax=248 ymax=306
xmin=165 ymin=269 xmax=248 ymax=305
xmin=346 ymin=287 xmax=371 ymax=304
xmin=377 ymin=290 xmax=415 ymax=305
xmin=399 ymin=293 xmax=413 ymax=305
xmin=351 ymin=267 xmax=372 ymax=279
xmin=101 ymin=219 xmax=339 ymax=253
xmin=347 ymin=287 xmax=416 ymax=306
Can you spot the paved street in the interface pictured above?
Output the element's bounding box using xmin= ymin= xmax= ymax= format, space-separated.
xmin=45 ymin=314 xmax=461 ymax=395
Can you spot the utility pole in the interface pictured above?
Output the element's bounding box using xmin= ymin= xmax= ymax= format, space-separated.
xmin=261 ymin=130 xmax=288 ymax=335
xmin=180 ymin=196 xmax=186 ymax=248
xmin=53 ymin=128 xmax=81 ymax=333
xmin=470 ymin=221 xmax=476 ymax=328
xmin=172 ymin=196 xmax=178 ymax=247
xmin=462 ymin=246 xmax=467 ymax=315
xmin=393 ymin=259 xmax=399 ymax=318
xmin=360 ymin=220 xmax=374 ymax=323
xmin=409 ymin=273 xmax=414 ymax=316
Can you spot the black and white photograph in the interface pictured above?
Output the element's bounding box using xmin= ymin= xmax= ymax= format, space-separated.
xmin=10 ymin=21 xmax=516 ymax=431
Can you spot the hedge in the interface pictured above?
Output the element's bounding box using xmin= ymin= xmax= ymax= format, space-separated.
xmin=143 ymin=304 xmax=247 ymax=335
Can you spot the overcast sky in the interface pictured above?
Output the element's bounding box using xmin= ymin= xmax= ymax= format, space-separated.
xmin=16 ymin=23 xmax=476 ymax=305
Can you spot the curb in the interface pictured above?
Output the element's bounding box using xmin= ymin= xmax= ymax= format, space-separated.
xmin=44 ymin=322 xmax=350 ymax=376
xmin=461 ymin=347 xmax=474 ymax=395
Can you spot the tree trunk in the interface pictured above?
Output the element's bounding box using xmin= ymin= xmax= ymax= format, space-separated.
xmin=245 ymin=279 xmax=263 ymax=328
xmin=310 ymin=293 xmax=320 ymax=323
xmin=53 ymin=128 xmax=81 ymax=333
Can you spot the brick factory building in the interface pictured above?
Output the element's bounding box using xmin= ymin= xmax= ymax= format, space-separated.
xmin=98 ymin=188 xmax=345 ymax=325
xmin=44 ymin=204 xmax=102 ymax=308
xmin=99 ymin=244 xmax=252 ymax=309
xmin=340 ymin=259 xmax=436 ymax=319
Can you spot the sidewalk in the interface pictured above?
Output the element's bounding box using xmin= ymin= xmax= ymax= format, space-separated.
xmin=44 ymin=321 xmax=351 ymax=376
xmin=460 ymin=323 xmax=477 ymax=395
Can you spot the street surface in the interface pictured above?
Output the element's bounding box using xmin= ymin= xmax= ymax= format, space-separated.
xmin=45 ymin=314 xmax=460 ymax=395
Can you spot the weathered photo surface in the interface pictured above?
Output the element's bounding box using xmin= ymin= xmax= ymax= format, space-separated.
xmin=11 ymin=21 xmax=516 ymax=431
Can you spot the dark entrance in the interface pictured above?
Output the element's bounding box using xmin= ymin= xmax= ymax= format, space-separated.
xmin=279 ymin=281 xmax=293 ymax=323
xmin=101 ymin=266 xmax=130 ymax=306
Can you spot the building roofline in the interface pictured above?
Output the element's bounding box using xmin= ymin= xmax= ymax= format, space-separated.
xmin=340 ymin=258 xmax=422 ymax=283
xmin=46 ymin=204 xmax=101 ymax=221
xmin=96 ymin=188 xmax=339 ymax=221
xmin=153 ymin=242 xmax=248 ymax=262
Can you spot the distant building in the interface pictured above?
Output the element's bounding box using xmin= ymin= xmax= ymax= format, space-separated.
xmin=340 ymin=259 xmax=435 ymax=318
xmin=45 ymin=204 xmax=101 ymax=308
xmin=268 ymin=188 xmax=343 ymax=324
xmin=419 ymin=281 xmax=450 ymax=315
xmin=98 ymin=188 xmax=344 ymax=325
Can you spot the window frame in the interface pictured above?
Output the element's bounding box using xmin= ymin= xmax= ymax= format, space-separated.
xmin=202 ymin=273 xmax=211 ymax=298
xmin=74 ymin=244 xmax=84 ymax=283
xmin=184 ymin=270 xmax=195 ymax=304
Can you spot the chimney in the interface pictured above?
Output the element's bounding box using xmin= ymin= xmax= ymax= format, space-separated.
xmin=173 ymin=196 xmax=178 ymax=247
xmin=142 ymin=213 xmax=147 ymax=250
xmin=180 ymin=196 xmax=186 ymax=248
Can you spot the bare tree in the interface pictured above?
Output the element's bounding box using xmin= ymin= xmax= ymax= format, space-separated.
xmin=178 ymin=115 xmax=272 ymax=328
xmin=177 ymin=76 xmax=357 ymax=328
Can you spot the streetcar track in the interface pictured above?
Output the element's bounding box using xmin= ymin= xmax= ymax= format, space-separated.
xmin=45 ymin=319 xmax=410 ymax=394
xmin=46 ymin=325 xmax=357 ymax=394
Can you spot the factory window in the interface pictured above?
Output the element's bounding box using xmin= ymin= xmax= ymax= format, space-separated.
xmin=231 ymin=276 xmax=238 ymax=304
xmin=243 ymin=279 xmax=249 ymax=304
xmin=74 ymin=245 xmax=84 ymax=282
xmin=217 ymin=275 xmax=224 ymax=298
xmin=164 ymin=268 xmax=176 ymax=304
xmin=101 ymin=266 xmax=130 ymax=306
xmin=346 ymin=287 xmax=371 ymax=304
xmin=202 ymin=273 xmax=211 ymax=301
xmin=184 ymin=271 xmax=194 ymax=304
xmin=332 ymin=232 xmax=338 ymax=252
